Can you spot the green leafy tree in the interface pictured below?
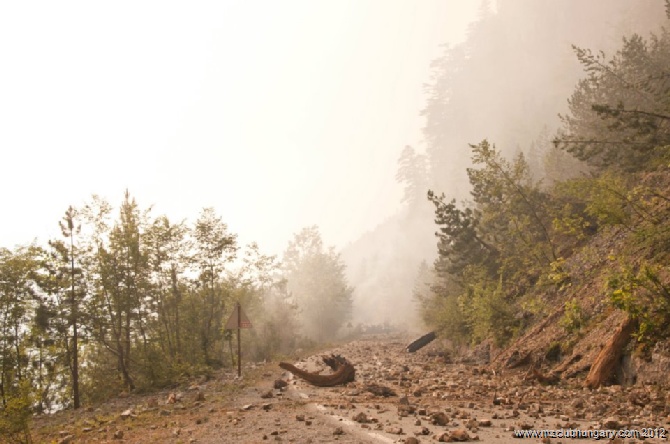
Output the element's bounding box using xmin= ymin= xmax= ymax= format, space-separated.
xmin=425 ymin=141 xmax=556 ymax=345
xmin=191 ymin=208 xmax=238 ymax=366
xmin=144 ymin=216 xmax=189 ymax=364
xmin=283 ymin=227 xmax=353 ymax=342
xmin=230 ymin=243 xmax=299 ymax=361
xmin=0 ymin=246 xmax=42 ymax=406
xmin=608 ymin=261 xmax=670 ymax=344
xmin=0 ymin=245 xmax=43 ymax=443
xmin=0 ymin=380 xmax=33 ymax=444
xmin=85 ymin=191 xmax=151 ymax=391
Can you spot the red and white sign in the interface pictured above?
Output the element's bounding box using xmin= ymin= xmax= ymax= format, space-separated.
xmin=225 ymin=304 xmax=253 ymax=329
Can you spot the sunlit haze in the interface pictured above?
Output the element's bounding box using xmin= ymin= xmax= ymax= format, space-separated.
xmin=0 ymin=1 xmax=479 ymax=256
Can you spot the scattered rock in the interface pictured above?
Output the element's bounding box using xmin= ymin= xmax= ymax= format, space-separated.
xmin=447 ymin=429 xmax=470 ymax=442
xmin=333 ymin=426 xmax=344 ymax=435
xmin=431 ymin=412 xmax=450 ymax=426
xmin=437 ymin=433 xmax=450 ymax=442
xmin=603 ymin=417 xmax=619 ymax=429
xmin=353 ymin=412 xmax=370 ymax=423
xmin=365 ymin=383 xmax=397 ymax=397
xmin=385 ymin=426 xmax=403 ymax=434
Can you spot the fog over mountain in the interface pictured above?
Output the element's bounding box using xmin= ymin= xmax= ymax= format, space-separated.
xmin=342 ymin=0 xmax=667 ymax=330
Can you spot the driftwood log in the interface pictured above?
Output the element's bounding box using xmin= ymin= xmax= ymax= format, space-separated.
xmin=406 ymin=331 xmax=437 ymax=353
xmin=584 ymin=316 xmax=636 ymax=389
xmin=279 ymin=355 xmax=355 ymax=387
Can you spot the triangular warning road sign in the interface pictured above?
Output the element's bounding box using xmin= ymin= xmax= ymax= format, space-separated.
xmin=225 ymin=303 xmax=253 ymax=329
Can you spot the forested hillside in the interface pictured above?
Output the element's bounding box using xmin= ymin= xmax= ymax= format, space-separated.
xmin=412 ymin=0 xmax=670 ymax=387
xmin=343 ymin=0 xmax=668 ymax=341
xmin=0 ymin=196 xmax=354 ymax=440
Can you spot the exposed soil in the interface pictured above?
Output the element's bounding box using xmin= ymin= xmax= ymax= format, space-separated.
xmin=32 ymin=333 xmax=670 ymax=444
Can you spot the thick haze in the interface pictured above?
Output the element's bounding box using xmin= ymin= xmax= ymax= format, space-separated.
xmin=341 ymin=0 xmax=667 ymax=330
xmin=0 ymin=1 xmax=478 ymax=256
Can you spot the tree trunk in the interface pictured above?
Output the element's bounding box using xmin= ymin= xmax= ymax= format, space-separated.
xmin=406 ymin=331 xmax=437 ymax=353
xmin=69 ymin=230 xmax=80 ymax=409
xmin=123 ymin=313 xmax=135 ymax=391
xmin=279 ymin=355 xmax=355 ymax=387
xmin=584 ymin=316 xmax=636 ymax=389
xmin=171 ymin=265 xmax=181 ymax=360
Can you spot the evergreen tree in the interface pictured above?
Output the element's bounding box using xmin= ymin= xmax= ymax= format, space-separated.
xmin=57 ymin=206 xmax=82 ymax=409
xmin=396 ymin=145 xmax=429 ymax=207
xmin=556 ymin=32 xmax=670 ymax=171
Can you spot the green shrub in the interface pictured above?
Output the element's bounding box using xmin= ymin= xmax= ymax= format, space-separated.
xmin=0 ymin=381 xmax=33 ymax=444
xmin=609 ymin=262 xmax=670 ymax=343
xmin=560 ymin=298 xmax=585 ymax=333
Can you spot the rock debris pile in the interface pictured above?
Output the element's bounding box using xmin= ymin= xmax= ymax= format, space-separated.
xmin=271 ymin=334 xmax=669 ymax=443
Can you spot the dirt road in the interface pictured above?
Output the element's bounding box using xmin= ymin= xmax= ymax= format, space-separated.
xmin=35 ymin=333 xmax=670 ymax=443
xmin=195 ymin=333 xmax=669 ymax=443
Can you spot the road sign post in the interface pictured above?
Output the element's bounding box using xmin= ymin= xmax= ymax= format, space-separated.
xmin=225 ymin=302 xmax=252 ymax=377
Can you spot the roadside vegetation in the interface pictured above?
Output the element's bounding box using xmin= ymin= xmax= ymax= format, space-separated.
xmin=0 ymin=200 xmax=352 ymax=442
xmin=415 ymin=4 xmax=670 ymax=357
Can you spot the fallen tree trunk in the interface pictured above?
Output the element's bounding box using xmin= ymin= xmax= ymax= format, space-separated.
xmin=279 ymin=355 xmax=355 ymax=387
xmin=406 ymin=331 xmax=437 ymax=353
xmin=322 ymin=355 xmax=349 ymax=372
xmin=584 ymin=316 xmax=636 ymax=389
